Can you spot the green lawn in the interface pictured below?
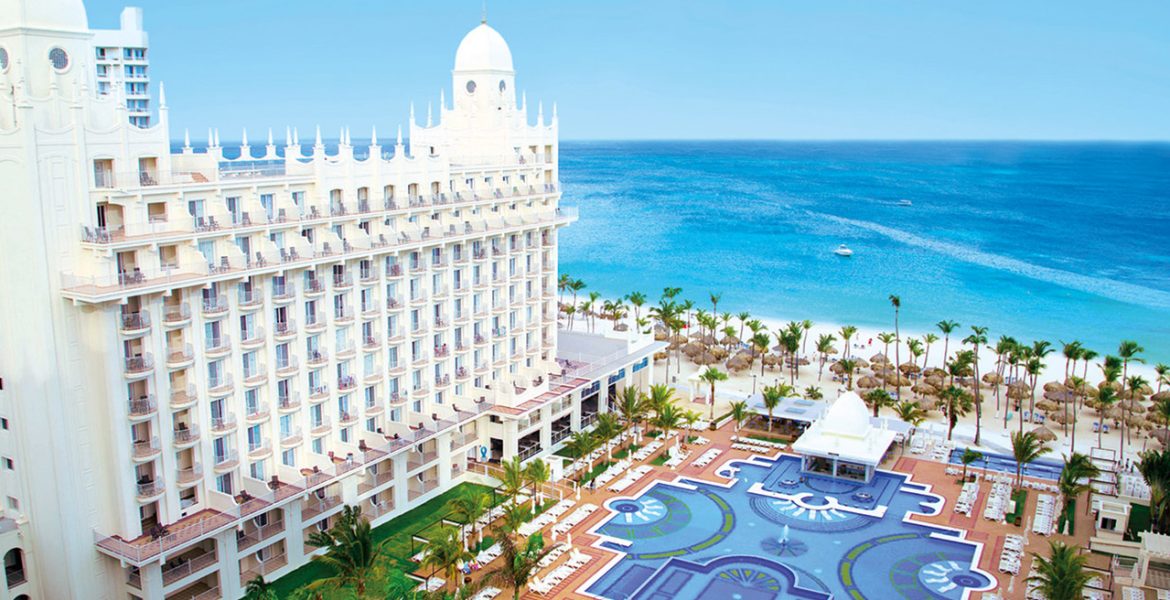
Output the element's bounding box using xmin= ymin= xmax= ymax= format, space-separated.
xmin=613 ymin=444 xmax=640 ymax=460
xmin=1005 ymin=489 xmax=1029 ymax=525
xmin=745 ymin=432 xmax=793 ymax=444
xmin=553 ymin=446 xmax=578 ymax=459
xmin=270 ymin=482 xmax=495 ymax=599
xmin=651 ymin=454 xmax=669 ymax=466
xmin=578 ymin=460 xmax=614 ymax=485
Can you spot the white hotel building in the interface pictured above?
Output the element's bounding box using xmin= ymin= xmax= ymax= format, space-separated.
xmin=0 ymin=1 xmax=658 ymax=598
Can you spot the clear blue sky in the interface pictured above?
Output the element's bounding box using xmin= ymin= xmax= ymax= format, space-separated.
xmin=84 ymin=0 xmax=1170 ymax=140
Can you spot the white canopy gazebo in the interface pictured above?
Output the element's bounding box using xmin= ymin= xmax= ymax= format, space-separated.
xmin=791 ymin=391 xmax=897 ymax=482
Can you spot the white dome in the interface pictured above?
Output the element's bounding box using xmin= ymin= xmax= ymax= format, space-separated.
xmin=454 ymin=23 xmax=513 ymax=72
xmin=0 ymin=0 xmax=88 ymax=31
xmin=821 ymin=391 xmax=872 ymax=439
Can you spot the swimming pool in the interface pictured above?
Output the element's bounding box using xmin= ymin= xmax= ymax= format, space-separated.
xmin=583 ymin=453 xmax=994 ymax=600
xmin=947 ymin=449 xmax=1064 ymax=480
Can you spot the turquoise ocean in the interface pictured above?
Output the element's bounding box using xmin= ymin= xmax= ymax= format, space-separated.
xmin=555 ymin=141 xmax=1170 ymax=361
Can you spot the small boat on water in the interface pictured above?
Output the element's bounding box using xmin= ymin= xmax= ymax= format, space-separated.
xmin=897 ymin=199 xmax=913 ymax=207
xmin=834 ymin=244 xmax=854 ymax=257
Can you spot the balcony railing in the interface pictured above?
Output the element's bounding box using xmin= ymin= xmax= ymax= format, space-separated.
xmin=237 ymin=520 xmax=284 ymax=551
xmin=163 ymin=303 xmax=191 ymax=324
xmin=211 ymin=413 xmax=237 ymax=433
xmin=136 ymin=480 xmax=164 ymax=499
xmin=161 ymin=549 xmax=217 ymax=585
xmin=272 ymin=282 xmax=297 ymax=301
xmin=174 ymin=425 xmax=200 ymax=446
xmin=120 ymin=311 xmax=151 ymax=332
xmin=127 ymin=395 xmax=157 ymax=418
xmin=201 ymin=295 xmax=229 ymax=315
xmin=208 ymin=373 xmax=234 ymax=394
xmin=205 ymin=335 xmax=232 ymax=354
xmin=124 ymin=354 xmax=154 ymax=374
xmin=278 ymin=394 xmax=301 ymax=411
xmin=245 ymin=401 xmax=270 ymax=421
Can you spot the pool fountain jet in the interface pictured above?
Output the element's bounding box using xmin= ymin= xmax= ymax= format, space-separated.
xmin=765 ymin=524 xmax=807 ymax=557
xmin=779 ymin=525 xmax=790 ymax=545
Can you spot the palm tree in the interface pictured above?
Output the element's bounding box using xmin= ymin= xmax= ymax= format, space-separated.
xmin=524 ymin=459 xmax=550 ymax=511
xmin=1157 ymin=362 xmax=1170 ymax=393
xmin=750 ymin=331 xmax=772 ymax=377
xmin=1027 ymin=541 xmax=1092 ymax=600
xmin=729 ymin=400 xmax=750 ymax=432
xmin=993 ymin=335 xmax=1017 ymax=419
xmin=815 ymin=334 xmax=836 ymax=380
xmin=567 ymin=279 xmax=586 ymax=310
xmin=960 ymin=447 xmax=983 ymax=481
xmin=446 ymin=489 xmax=491 ymax=549
xmin=839 ymin=325 xmax=857 ymax=360
xmin=1059 ymin=453 xmax=1100 ymax=520
xmin=877 ymin=332 xmax=896 ymax=388
xmin=1025 ymin=354 xmax=1046 ymax=432
xmin=965 ymin=326 xmax=988 ymax=445
xmin=498 ymin=456 xmax=527 ymax=502
xmin=922 ymin=333 xmax=940 ymax=370
xmin=801 ymin=319 xmax=813 ymax=356
xmin=304 ymin=505 xmax=383 ymax=598
xmin=863 ymin=388 xmax=893 ymax=418
xmin=420 ymin=529 xmax=473 ymax=594
xmin=936 ymin=320 xmax=960 ymax=366
xmin=889 ymin=295 xmax=902 ymax=380
xmin=617 ymin=386 xmax=648 ymax=442
xmin=1095 ymin=386 xmax=1118 ymax=449
xmin=737 ymin=311 xmax=751 ymax=343
xmin=838 ymin=358 xmax=858 ymax=391
xmin=647 ymin=383 xmax=676 ymax=418
xmin=561 ymin=304 xmax=576 ymax=332
xmin=699 ymin=366 xmax=729 ymax=421
xmin=495 ymin=503 xmax=530 ymax=536
xmin=594 ymin=412 xmax=623 ymax=460
xmin=709 ymin=291 xmax=722 ymax=316
xmin=906 ymin=338 xmax=924 ymax=372
xmin=243 ymin=576 xmax=278 ymax=600
xmin=625 ymin=291 xmax=647 ymax=324
xmin=682 ymin=410 xmax=702 ymax=440
xmin=761 ymin=384 xmax=784 ymax=432
xmin=893 ymin=400 xmax=927 ymax=438
xmin=1010 ymin=430 xmax=1051 ymax=490
xmin=939 ymin=385 xmax=973 ymax=441
xmin=479 ymin=533 xmax=561 ymax=600
xmin=804 ymin=385 xmax=823 ymax=400
xmin=1137 ymin=450 xmax=1170 ymax=534
xmin=655 ymin=402 xmax=683 ymax=439
xmin=565 ymin=430 xmax=598 ymax=472
xmin=1157 ymin=397 xmax=1170 ymax=444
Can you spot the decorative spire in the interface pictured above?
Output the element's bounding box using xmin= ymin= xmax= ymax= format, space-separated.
xmin=285 ymin=126 xmax=292 ymax=146
xmin=537 ymin=101 xmax=544 ymax=126
xmin=410 ymin=103 xmax=416 ymax=125
xmin=213 ymin=129 xmax=220 ymax=147
xmin=396 ymin=125 xmax=403 ymax=146
xmin=440 ymin=89 xmax=445 ymax=113
xmin=158 ymin=82 xmax=167 ymax=108
xmin=521 ymin=91 xmax=527 ymax=111
xmin=241 ymin=128 xmax=249 ymax=147
xmin=293 ymin=127 xmax=300 ymax=146
xmin=426 ymin=103 xmax=433 ymax=127
xmin=552 ymin=102 xmax=558 ymax=122
xmin=371 ymin=125 xmax=378 ymax=147
xmin=314 ymin=125 xmax=322 ymax=147
xmin=208 ymin=128 xmax=215 ymax=148
xmin=183 ymin=129 xmax=191 ymax=149
xmin=267 ymin=128 xmax=274 ymax=146
xmin=482 ymin=0 xmax=487 ymax=24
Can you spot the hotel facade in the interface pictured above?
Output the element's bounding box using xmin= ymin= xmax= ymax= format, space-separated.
xmin=0 ymin=2 xmax=658 ymax=598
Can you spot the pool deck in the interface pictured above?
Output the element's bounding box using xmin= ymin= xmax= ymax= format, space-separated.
xmin=499 ymin=422 xmax=1098 ymax=600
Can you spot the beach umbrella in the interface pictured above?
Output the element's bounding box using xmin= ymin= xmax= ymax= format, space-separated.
xmin=923 ymin=367 xmax=946 ymax=378
xmin=669 ymin=334 xmax=688 ymax=344
xmin=700 ymin=334 xmax=718 ymax=346
xmin=830 ymin=362 xmax=846 ymax=375
xmin=726 ymin=356 xmax=750 ymax=372
xmin=1098 ymin=380 xmax=1122 ymax=393
xmin=1007 ymin=385 xmax=1031 ymax=401
xmin=710 ymin=346 xmax=729 ymax=360
xmin=884 ymin=373 xmax=911 ymax=388
xmin=1152 ymin=430 xmax=1170 ymax=446
xmin=912 ymin=383 xmax=938 ymax=396
xmin=857 ymin=375 xmax=881 ymax=389
xmin=1030 ymin=425 xmax=1057 ymax=442
xmin=762 ymin=354 xmax=780 ymax=367
xmin=926 ymin=375 xmax=945 ymax=388
xmin=1044 ymin=390 xmax=1077 ymax=404
xmin=682 ymin=342 xmax=705 ymax=357
xmin=654 ymin=328 xmax=669 ymax=342
xmin=694 ymin=352 xmax=718 ymax=366
xmin=853 ymin=358 xmax=870 ymax=369
xmin=653 ymin=351 xmax=669 ymax=362
xmin=1120 ymin=399 xmax=1145 ymax=412
xmin=1152 ymin=391 xmax=1170 ymax=404
xmin=719 ymin=334 xmax=738 ymax=346
xmin=982 ymin=372 xmax=1004 ymax=385
xmin=1035 ymin=400 xmax=1059 ymax=412
xmin=871 ymin=353 xmax=889 ymax=364
xmin=899 ymin=362 xmax=922 ymax=375
xmin=799 ymin=358 xmax=811 ymax=366
xmin=1046 ymin=411 xmax=1069 ymax=424
xmin=1043 ymin=381 xmax=1067 ymax=393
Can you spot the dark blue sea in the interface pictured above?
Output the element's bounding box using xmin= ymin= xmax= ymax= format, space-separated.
xmin=556 ymin=141 xmax=1170 ymax=361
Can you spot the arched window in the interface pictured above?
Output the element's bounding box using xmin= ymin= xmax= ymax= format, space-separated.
xmin=4 ymin=548 xmax=26 ymax=588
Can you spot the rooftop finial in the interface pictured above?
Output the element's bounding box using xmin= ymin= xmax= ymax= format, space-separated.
xmin=183 ymin=128 xmax=190 ymax=149
xmin=158 ymin=82 xmax=167 ymax=108
xmin=371 ymin=125 xmax=378 ymax=147
xmin=482 ymin=0 xmax=487 ymax=24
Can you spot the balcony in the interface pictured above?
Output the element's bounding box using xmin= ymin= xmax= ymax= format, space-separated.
xmin=360 ymin=302 xmax=379 ymax=318
xmin=171 ymin=385 xmax=197 ymax=408
xmin=359 ymin=469 xmax=395 ymax=494
xmin=359 ymin=269 xmax=378 ymax=285
xmin=434 ymin=375 xmax=451 ymax=388
xmin=163 ymin=303 xmax=191 ymax=326
xmin=410 ymin=322 xmax=429 ymax=337
xmin=302 ymin=495 xmax=342 ymax=520
xmin=177 ymin=464 xmax=203 ymax=486
xmin=201 ymin=295 xmax=229 ymax=317
xmin=162 ymin=549 xmax=217 ymax=586
xmin=277 ymin=394 xmax=301 ymax=412
xmin=310 ymin=417 xmax=332 ymax=435
xmin=245 ymin=401 xmax=270 ymax=422
xmin=167 ymin=343 xmax=195 ymax=368
xmin=173 ymin=425 xmax=200 ymax=447
xmin=238 ymin=289 xmax=264 ymax=310
xmin=210 ymin=412 xmax=238 ymax=434
xmin=273 ymin=319 xmax=297 ymax=339
xmin=120 ymin=311 xmax=151 ymax=335
xmin=307 ymin=349 xmax=328 ymax=366
xmin=240 ymin=327 xmax=265 ymax=349
xmin=386 ymin=264 xmax=404 ymax=278
xmin=132 ymin=437 xmax=161 ymax=461
xmin=455 ymin=367 xmax=470 ymax=381
xmin=207 ymin=373 xmax=234 ymax=395
xmin=239 ymin=551 xmax=288 ymax=587
xmin=336 ymin=339 xmax=356 ymax=358
xmin=411 ymin=353 xmax=430 ymax=367
xmin=338 ymin=411 xmax=358 ymax=426
xmin=309 ymin=384 xmax=330 ymax=402
xmin=337 ymin=376 xmax=357 ymax=392
xmin=272 ymin=282 xmax=297 ymax=303
xmin=213 ymin=450 xmax=239 ymax=472
xmin=270 ymin=355 xmax=298 ymax=377
xmin=387 ymin=361 xmax=406 ymax=376
xmin=451 ymin=430 xmax=478 ymax=451
xmin=280 ymin=427 xmax=302 ymax=447
xmin=305 ymin=278 xmax=326 ymax=296
xmin=247 ymin=439 xmax=272 ymax=459
xmin=124 ymin=354 xmax=154 ymax=378
xmin=334 ymin=306 xmax=355 ymax=323
xmin=305 ymin=312 xmax=327 ymax=332
xmin=127 ymin=395 xmax=157 ymax=420
xmin=205 ymin=335 xmax=232 ymax=356
xmin=408 ymin=478 xmax=439 ymax=500
xmin=333 ymin=272 xmax=354 ymax=289
xmin=362 ymin=336 xmax=381 ymax=351
xmin=409 ymin=293 xmax=428 ymax=306
xmin=243 ymin=364 xmax=268 ymax=387
xmin=237 ymin=520 xmax=284 ymax=552
xmin=407 ymin=450 xmax=437 ymax=471
xmin=136 ymin=480 xmax=165 ymax=501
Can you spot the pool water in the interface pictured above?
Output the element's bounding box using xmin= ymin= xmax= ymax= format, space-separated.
xmin=583 ymin=454 xmax=993 ymax=600
xmin=947 ymin=449 xmax=1064 ymax=480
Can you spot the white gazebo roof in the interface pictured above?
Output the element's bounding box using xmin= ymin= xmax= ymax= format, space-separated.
xmin=791 ymin=391 xmax=898 ymax=466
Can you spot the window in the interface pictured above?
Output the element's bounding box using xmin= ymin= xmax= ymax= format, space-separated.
xmin=1101 ymin=517 xmax=1117 ymax=531
xmin=282 ymin=449 xmax=295 ymax=467
xmin=5 ymin=497 xmax=16 ymax=511
xmin=1 ymin=417 xmax=8 ymax=430
xmin=312 ymin=438 xmax=323 ymax=454
xmin=2 ymin=458 xmax=11 ymax=470
xmin=216 ymin=474 xmax=233 ymax=495
xmin=249 ymin=461 xmax=265 ymax=480
xmin=48 ymin=47 xmax=69 ymax=70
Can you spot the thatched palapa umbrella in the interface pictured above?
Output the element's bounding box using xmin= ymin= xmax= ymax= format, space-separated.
xmin=982 ymin=372 xmax=1004 ymax=385
xmin=1030 ymin=425 xmax=1057 ymax=442
xmin=857 ymin=375 xmax=881 ymax=389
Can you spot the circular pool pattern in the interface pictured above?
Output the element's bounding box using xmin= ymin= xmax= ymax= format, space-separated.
xmin=748 ymin=497 xmax=874 ymax=533
xmin=600 ymin=490 xmax=696 ymax=543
